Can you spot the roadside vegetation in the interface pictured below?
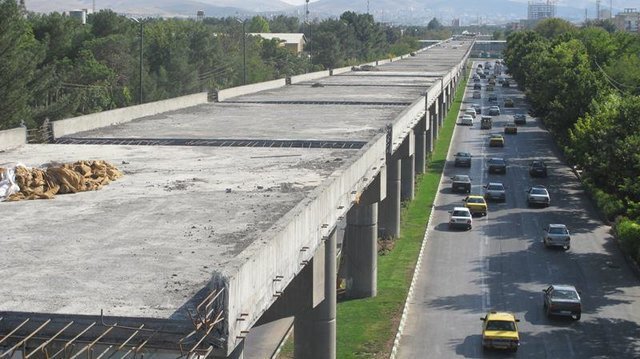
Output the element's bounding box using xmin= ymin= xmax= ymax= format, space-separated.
xmin=503 ymin=18 xmax=640 ymax=264
xmin=0 ymin=0 xmax=424 ymax=131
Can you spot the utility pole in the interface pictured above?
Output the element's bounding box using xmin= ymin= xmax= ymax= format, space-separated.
xmin=367 ymin=0 xmax=370 ymax=14
xmin=596 ymin=0 xmax=601 ymax=20
xmin=130 ymin=17 xmax=144 ymax=104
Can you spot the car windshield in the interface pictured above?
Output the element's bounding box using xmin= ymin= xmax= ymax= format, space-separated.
xmin=467 ymin=197 xmax=484 ymax=204
xmin=486 ymin=320 xmax=516 ymax=331
xmin=487 ymin=184 xmax=503 ymax=191
xmin=552 ymin=289 xmax=579 ymax=301
xmin=456 ymin=153 xmax=470 ymax=158
xmin=489 ymin=159 xmax=505 ymax=165
xmin=452 ymin=210 xmax=470 ymax=217
xmin=532 ymin=162 xmax=543 ymax=167
xmin=531 ymin=188 xmax=547 ymax=195
xmin=549 ymin=227 xmax=568 ymax=234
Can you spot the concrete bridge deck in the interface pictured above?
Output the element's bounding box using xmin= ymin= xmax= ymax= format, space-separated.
xmin=0 ymin=39 xmax=473 ymax=358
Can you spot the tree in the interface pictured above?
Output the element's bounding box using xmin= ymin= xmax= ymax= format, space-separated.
xmin=0 ymin=0 xmax=44 ymax=129
xmin=427 ymin=17 xmax=442 ymax=31
xmin=248 ymin=16 xmax=269 ymax=33
xmin=534 ymin=18 xmax=576 ymax=40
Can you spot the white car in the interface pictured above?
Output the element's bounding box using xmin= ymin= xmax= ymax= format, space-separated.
xmin=460 ymin=114 xmax=474 ymax=126
xmin=449 ymin=207 xmax=473 ymax=230
xmin=465 ymin=108 xmax=477 ymax=118
xmin=543 ymin=224 xmax=571 ymax=249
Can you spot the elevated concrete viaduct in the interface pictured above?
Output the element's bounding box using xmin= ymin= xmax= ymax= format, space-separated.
xmin=0 ymin=39 xmax=472 ymax=358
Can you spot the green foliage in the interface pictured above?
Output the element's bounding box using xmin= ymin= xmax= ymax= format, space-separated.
xmin=534 ymin=18 xmax=576 ymax=39
xmin=248 ymin=16 xmax=269 ymax=33
xmin=0 ymin=0 xmax=45 ymax=129
xmin=427 ymin=17 xmax=443 ymax=31
xmin=616 ymin=218 xmax=640 ymax=263
xmin=268 ymin=15 xmax=300 ymax=33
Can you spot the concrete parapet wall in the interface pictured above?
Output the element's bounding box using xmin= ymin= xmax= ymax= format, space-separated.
xmin=223 ymin=135 xmax=387 ymax=355
xmin=0 ymin=127 xmax=26 ymax=151
xmin=331 ymin=67 xmax=352 ymax=76
xmin=290 ymin=70 xmax=331 ymax=84
xmin=217 ymin=79 xmax=287 ymax=102
xmin=52 ymin=93 xmax=208 ymax=139
xmin=390 ymin=99 xmax=427 ymax=154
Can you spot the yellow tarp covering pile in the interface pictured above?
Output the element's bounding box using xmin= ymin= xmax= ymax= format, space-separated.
xmin=1 ymin=160 xmax=123 ymax=201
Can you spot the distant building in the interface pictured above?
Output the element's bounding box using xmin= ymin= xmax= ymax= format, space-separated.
xmin=452 ymin=18 xmax=460 ymax=27
xmin=69 ymin=9 xmax=87 ymax=24
xmin=196 ymin=10 xmax=204 ymax=21
xmin=614 ymin=8 xmax=640 ymax=33
xmin=599 ymin=9 xmax=612 ymax=19
xmin=251 ymin=33 xmax=306 ymax=54
xmin=528 ymin=1 xmax=556 ymax=21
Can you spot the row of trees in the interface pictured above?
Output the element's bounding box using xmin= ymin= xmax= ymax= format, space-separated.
xmin=0 ymin=0 xmax=423 ymax=131
xmin=504 ymin=18 xmax=640 ymax=261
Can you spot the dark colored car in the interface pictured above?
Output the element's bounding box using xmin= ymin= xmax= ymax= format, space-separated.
xmin=488 ymin=94 xmax=498 ymax=102
xmin=473 ymin=77 xmax=481 ymax=83
xmin=543 ymin=284 xmax=582 ymax=320
xmin=514 ymin=114 xmax=526 ymax=125
xmin=471 ymin=104 xmax=482 ymax=114
xmin=451 ymin=175 xmax=472 ymax=193
xmin=487 ymin=158 xmax=507 ymax=174
xmin=454 ymin=152 xmax=472 ymax=167
xmin=474 ymin=83 xmax=482 ymax=90
xmin=529 ymin=160 xmax=548 ymax=177
xmin=502 ymin=80 xmax=511 ymax=87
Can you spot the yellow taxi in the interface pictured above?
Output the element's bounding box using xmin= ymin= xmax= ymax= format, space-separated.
xmin=463 ymin=195 xmax=488 ymax=216
xmin=489 ymin=134 xmax=505 ymax=147
xmin=481 ymin=311 xmax=520 ymax=352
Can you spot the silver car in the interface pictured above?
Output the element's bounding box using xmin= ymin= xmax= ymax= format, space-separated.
xmin=484 ymin=182 xmax=506 ymax=202
xmin=543 ymin=284 xmax=582 ymax=320
xmin=526 ymin=185 xmax=550 ymax=207
xmin=543 ymin=224 xmax=570 ymax=249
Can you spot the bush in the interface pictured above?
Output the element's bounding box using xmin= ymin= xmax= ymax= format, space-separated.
xmin=585 ymin=180 xmax=626 ymax=221
xmin=616 ymin=217 xmax=640 ymax=263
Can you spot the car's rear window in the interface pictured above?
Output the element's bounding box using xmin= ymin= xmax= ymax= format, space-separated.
xmin=531 ymin=188 xmax=547 ymax=195
xmin=486 ymin=320 xmax=516 ymax=331
xmin=552 ymin=289 xmax=579 ymax=301
xmin=467 ymin=197 xmax=484 ymax=204
xmin=452 ymin=210 xmax=470 ymax=217
xmin=453 ymin=175 xmax=470 ymax=181
xmin=487 ymin=184 xmax=503 ymax=191
xmin=549 ymin=227 xmax=568 ymax=234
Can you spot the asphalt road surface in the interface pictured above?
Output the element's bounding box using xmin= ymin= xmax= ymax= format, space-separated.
xmin=397 ymin=61 xmax=640 ymax=358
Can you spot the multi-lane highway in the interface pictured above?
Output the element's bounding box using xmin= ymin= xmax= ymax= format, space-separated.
xmin=397 ymin=61 xmax=640 ymax=358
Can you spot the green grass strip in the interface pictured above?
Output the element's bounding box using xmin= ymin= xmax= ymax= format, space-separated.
xmin=335 ymin=71 xmax=467 ymax=359
xmin=277 ymin=69 xmax=468 ymax=359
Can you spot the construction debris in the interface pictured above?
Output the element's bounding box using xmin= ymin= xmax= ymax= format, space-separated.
xmin=1 ymin=160 xmax=123 ymax=202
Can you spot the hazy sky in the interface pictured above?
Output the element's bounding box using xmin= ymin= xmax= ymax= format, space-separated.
xmin=281 ymin=0 xmax=317 ymax=5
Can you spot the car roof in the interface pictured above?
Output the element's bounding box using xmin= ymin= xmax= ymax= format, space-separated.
xmin=452 ymin=206 xmax=470 ymax=212
xmin=489 ymin=157 xmax=505 ymax=161
xmin=550 ymin=284 xmax=577 ymax=291
xmin=531 ymin=185 xmax=547 ymax=189
xmin=486 ymin=311 xmax=517 ymax=321
xmin=453 ymin=174 xmax=471 ymax=180
xmin=548 ymin=224 xmax=567 ymax=229
xmin=456 ymin=152 xmax=471 ymax=156
xmin=487 ymin=182 xmax=504 ymax=186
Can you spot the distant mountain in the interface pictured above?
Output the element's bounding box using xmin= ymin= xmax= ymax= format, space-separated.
xmin=25 ymin=0 xmax=637 ymax=23
xmin=26 ymin=0 xmax=290 ymax=17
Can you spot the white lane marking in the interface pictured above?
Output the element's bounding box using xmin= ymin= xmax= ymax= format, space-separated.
xmin=565 ymin=334 xmax=575 ymax=357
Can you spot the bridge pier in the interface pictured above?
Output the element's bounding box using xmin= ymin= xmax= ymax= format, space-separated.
xmin=438 ymin=93 xmax=445 ymax=127
xmin=414 ymin=116 xmax=427 ymax=174
xmin=293 ymin=229 xmax=337 ymax=359
xmin=400 ymin=131 xmax=415 ymax=201
xmin=379 ymin=156 xmax=401 ymax=238
xmin=344 ymin=174 xmax=384 ymax=299
xmin=431 ymin=103 xmax=439 ymax=140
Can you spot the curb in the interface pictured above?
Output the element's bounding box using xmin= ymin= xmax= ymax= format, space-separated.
xmin=389 ymin=71 xmax=469 ymax=359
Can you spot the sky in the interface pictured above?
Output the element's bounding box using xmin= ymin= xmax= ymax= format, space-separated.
xmin=281 ymin=0 xmax=317 ymax=5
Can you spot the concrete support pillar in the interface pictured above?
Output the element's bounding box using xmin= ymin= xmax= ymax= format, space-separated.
xmin=414 ymin=116 xmax=427 ymax=175
xmin=438 ymin=93 xmax=445 ymax=127
xmin=426 ymin=108 xmax=434 ymax=154
xmin=431 ymin=104 xmax=439 ymax=140
xmin=345 ymin=202 xmax=378 ymax=299
xmin=379 ymin=156 xmax=400 ymax=238
xmin=293 ymin=230 xmax=337 ymax=359
xmin=400 ymin=131 xmax=415 ymax=201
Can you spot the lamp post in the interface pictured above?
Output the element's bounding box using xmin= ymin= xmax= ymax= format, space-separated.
xmin=130 ymin=17 xmax=144 ymax=104
xmin=236 ymin=19 xmax=247 ymax=85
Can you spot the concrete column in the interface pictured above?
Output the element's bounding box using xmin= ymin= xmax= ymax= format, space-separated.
xmin=414 ymin=116 xmax=427 ymax=174
xmin=400 ymin=131 xmax=415 ymax=201
xmin=293 ymin=230 xmax=336 ymax=359
xmin=426 ymin=110 xmax=434 ymax=154
xmin=379 ymin=156 xmax=400 ymax=238
xmin=345 ymin=202 xmax=378 ymax=299
xmin=438 ymin=93 xmax=445 ymax=126
xmin=431 ymin=104 xmax=439 ymax=140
